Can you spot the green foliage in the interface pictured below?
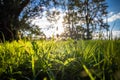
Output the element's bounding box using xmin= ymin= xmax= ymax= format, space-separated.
xmin=0 ymin=40 xmax=120 ymax=80
xmin=62 ymin=0 xmax=109 ymax=40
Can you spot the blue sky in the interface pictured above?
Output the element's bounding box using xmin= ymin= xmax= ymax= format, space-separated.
xmin=106 ymin=0 xmax=120 ymax=30
xmin=106 ymin=0 xmax=120 ymax=12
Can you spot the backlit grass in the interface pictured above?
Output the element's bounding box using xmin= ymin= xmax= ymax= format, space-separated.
xmin=0 ymin=39 xmax=120 ymax=80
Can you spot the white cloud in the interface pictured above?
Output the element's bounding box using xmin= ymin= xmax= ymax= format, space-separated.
xmin=108 ymin=12 xmax=120 ymax=22
xmin=108 ymin=12 xmax=114 ymax=16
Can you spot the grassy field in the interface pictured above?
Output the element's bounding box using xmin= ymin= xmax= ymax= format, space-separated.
xmin=0 ymin=39 xmax=120 ymax=80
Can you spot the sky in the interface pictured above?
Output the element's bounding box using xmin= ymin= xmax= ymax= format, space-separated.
xmin=31 ymin=8 xmax=64 ymax=37
xmin=106 ymin=0 xmax=120 ymax=30
xmin=31 ymin=0 xmax=120 ymax=37
xmin=106 ymin=0 xmax=120 ymax=12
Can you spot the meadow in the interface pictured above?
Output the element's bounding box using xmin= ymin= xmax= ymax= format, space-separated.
xmin=0 ymin=39 xmax=120 ymax=80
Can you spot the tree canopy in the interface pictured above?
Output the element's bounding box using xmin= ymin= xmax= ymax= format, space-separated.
xmin=61 ymin=0 xmax=109 ymax=39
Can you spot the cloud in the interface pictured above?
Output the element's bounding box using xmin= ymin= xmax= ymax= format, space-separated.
xmin=108 ymin=12 xmax=114 ymax=16
xmin=108 ymin=12 xmax=120 ymax=22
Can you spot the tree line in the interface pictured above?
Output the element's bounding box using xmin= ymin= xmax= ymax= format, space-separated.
xmin=0 ymin=0 xmax=109 ymax=41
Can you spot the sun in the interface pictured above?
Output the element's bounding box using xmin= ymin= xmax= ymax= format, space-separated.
xmin=31 ymin=11 xmax=64 ymax=38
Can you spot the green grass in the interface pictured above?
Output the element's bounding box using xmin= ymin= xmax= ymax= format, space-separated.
xmin=0 ymin=39 xmax=120 ymax=80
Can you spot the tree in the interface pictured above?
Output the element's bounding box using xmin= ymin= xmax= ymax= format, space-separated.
xmin=0 ymin=0 xmax=109 ymax=41
xmin=80 ymin=0 xmax=109 ymax=39
xmin=62 ymin=0 xmax=109 ymax=40
xmin=62 ymin=0 xmax=81 ymax=39
xmin=0 ymin=0 xmax=30 ymax=41
xmin=0 ymin=0 xmax=63 ymax=41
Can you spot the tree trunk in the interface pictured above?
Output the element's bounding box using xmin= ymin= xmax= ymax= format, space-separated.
xmin=0 ymin=0 xmax=30 ymax=41
xmin=85 ymin=0 xmax=91 ymax=40
xmin=0 ymin=24 xmax=13 ymax=41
